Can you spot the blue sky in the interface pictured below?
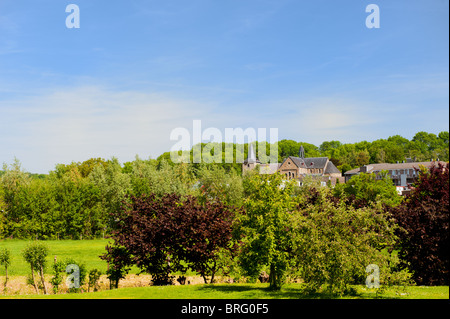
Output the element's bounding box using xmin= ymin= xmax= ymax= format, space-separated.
xmin=0 ymin=0 xmax=448 ymax=173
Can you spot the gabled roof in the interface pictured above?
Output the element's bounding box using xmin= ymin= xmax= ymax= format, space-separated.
xmin=324 ymin=160 xmax=341 ymax=174
xmin=286 ymin=156 xmax=329 ymax=169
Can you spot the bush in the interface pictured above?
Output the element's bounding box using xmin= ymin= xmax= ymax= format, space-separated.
xmin=101 ymin=245 xmax=131 ymax=289
xmin=49 ymin=260 xmax=65 ymax=294
xmin=88 ymin=269 xmax=102 ymax=292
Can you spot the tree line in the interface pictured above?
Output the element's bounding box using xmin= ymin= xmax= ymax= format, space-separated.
xmin=157 ymin=130 xmax=449 ymax=173
xmin=0 ymin=156 xmax=243 ymax=240
xmin=0 ymin=130 xmax=448 ymax=240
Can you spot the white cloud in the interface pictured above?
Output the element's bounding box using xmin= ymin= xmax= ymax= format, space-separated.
xmin=239 ymin=96 xmax=387 ymax=145
xmin=1 ymin=85 xmax=446 ymax=173
xmin=0 ymin=86 xmax=213 ymax=172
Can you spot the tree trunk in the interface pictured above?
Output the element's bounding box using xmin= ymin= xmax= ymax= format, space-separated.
xmin=268 ymin=263 xmax=280 ymax=291
xmin=39 ymin=265 xmax=48 ymax=294
xmin=30 ymin=266 xmax=39 ymax=294
xmin=210 ymin=261 xmax=216 ymax=284
xmin=4 ymin=265 xmax=8 ymax=288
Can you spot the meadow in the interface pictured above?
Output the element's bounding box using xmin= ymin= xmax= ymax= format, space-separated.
xmin=0 ymin=239 xmax=111 ymax=276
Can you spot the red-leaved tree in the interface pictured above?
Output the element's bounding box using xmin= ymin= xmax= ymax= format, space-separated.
xmin=104 ymin=193 xmax=237 ymax=285
xmin=393 ymin=162 xmax=449 ymax=285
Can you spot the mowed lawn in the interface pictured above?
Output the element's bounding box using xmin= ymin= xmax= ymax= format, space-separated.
xmin=3 ymin=283 xmax=449 ymax=299
xmin=0 ymin=239 xmax=111 ymax=276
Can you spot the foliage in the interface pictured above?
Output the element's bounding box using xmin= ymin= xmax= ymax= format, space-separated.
xmin=392 ymin=162 xmax=449 ymax=285
xmin=64 ymin=257 xmax=88 ymax=293
xmin=87 ymin=268 xmax=102 ymax=292
xmin=22 ymin=241 xmax=49 ymax=294
xmin=195 ymin=164 xmax=244 ymax=207
xmin=291 ymin=185 xmax=409 ymax=296
xmin=333 ymin=171 xmax=402 ymax=208
xmin=101 ymin=245 xmax=132 ymax=289
xmin=237 ymin=173 xmax=297 ymax=290
xmin=0 ymin=131 xmax=447 ymax=240
xmin=0 ymin=248 xmax=11 ymax=288
xmin=174 ymin=196 xmax=239 ymax=284
xmin=106 ymin=192 xmax=237 ymax=285
xmin=89 ymin=157 xmax=132 ymax=236
xmin=49 ymin=260 xmax=66 ymax=294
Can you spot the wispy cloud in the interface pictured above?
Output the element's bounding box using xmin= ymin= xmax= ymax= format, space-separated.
xmin=0 ymin=86 xmax=212 ymax=172
xmin=0 ymin=13 xmax=21 ymax=55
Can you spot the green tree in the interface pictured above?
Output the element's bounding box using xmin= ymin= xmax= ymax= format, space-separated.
xmin=0 ymin=248 xmax=11 ymax=289
xmin=90 ymin=157 xmax=132 ymax=237
xmin=0 ymin=159 xmax=31 ymax=238
xmin=355 ymin=150 xmax=370 ymax=167
xmin=129 ymin=156 xmax=195 ymax=198
xmin=438 ymin=131 xmax=449 ymax=146
xmin=237 ymin=173 xmax=297 ymax=290
xmin=333 ymin=171 xmax=402 ymax=208
xmin=319 ymin=140 xmax=342 ymax=154
xmin=291 ymin=185 xmax=408 ymax=295
xmin=22 ymin=241 xmax=49 ymax=294
xmin=195 ymin=164 xmax=243 ymax=207
xmin=0 ymin=185 xmax=7 ymax=238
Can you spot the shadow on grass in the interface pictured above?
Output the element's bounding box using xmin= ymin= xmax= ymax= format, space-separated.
xmin=195 ymin=283 xmax=408 ymax=299
xmin=195 ymin=284 xmax=367 ymax=299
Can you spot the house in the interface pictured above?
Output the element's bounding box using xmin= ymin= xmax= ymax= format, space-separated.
xmin=343 ymin=160 xmax=447 ymax=188
xmin=243 ymin=145 xmax=344 ymax=185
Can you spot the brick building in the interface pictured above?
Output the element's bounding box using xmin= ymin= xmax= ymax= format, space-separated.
xmin=243 ymin=145 xmax=344 ymax=185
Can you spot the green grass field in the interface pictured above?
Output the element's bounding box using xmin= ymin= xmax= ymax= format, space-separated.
xmin=0 ymin=239 xmax=448 ymax=299
xmin=0 ymin=239 xmax=111 ymax=276
xmin=2 ymin=283 xmax=448 ymax=299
